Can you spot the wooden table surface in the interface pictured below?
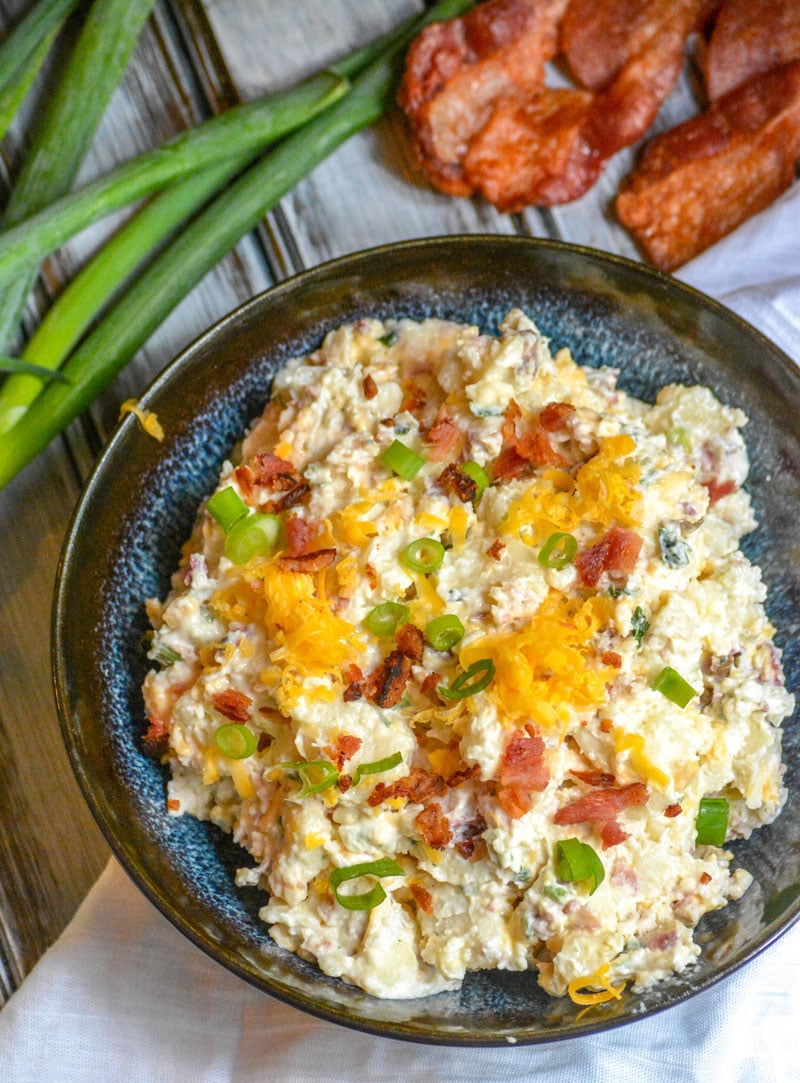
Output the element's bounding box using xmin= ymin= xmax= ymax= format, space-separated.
xmin=0 ymin=0 xmax=702 ymax=1004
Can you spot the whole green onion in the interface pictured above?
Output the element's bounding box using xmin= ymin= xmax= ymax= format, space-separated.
xmin=461 ymin=460 xmax=490 ymax=499
xmin=652 ymin=666 xmax=697 ymax=708
xmin=278 ymin=760 xmax=339 ymax=797
xmin=0 ymin=0 xmax=476 ymax=489
xmin=695 ymin=797 xmax=729 ymax=847
xmin=538 ymin=531 xmax=578 ymax=570
xmin=555 ymin=838 xmax=604 ymax=895
xmin=402 ymin=537 xmax=445 ymax=574
xmin=380 ymin=439 xmax=425 ymax=480
xmin=439 ymin=658 xmax=495 ymax=701
xmin=206 ymin=487 xmax=249 ymax=533
xmin=329 ymin=858 xmax=404 ymax=910
xmin=224 ymin=513 xmax=283 ymax=565
xmin=214 ymin=724 xmax=256 ymax=760
xmin=364 ymin=602 xmax=409 ymax=637
xmin=353 ymin=751 xmax=403 ymax=784
xmin=425 ymin=614 xmax=465 ymax=651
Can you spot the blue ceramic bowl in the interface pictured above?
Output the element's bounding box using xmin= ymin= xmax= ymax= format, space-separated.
xmin=53 ymin=237 xmax=800 ymax=1044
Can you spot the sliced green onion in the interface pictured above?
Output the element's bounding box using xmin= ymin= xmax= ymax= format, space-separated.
xmin=278 ymin=760 xmax=339 ymax=797
xmin=696 ymin=797 xmax=729 ymax=846
xmin=380 ymin=439 xmax=425 ymax=480
xmin=631 ymin=606 xmax=649 ymax=649
xmin=224 ymin=513 xmax=283 ymax=565
xmin=402 ymin=537 xmax=445 ymax=573
xmin=667 ymin=426 xmax=691 ymax=451
xmin=538 ymin=531 xmax=578 ymax=570
xmin=207 ymin=487 xmax=249 ymax=532
xmin=214 ymin=724 xmax=256 ymax=760
xmin=439 ymin=658 xmax=495 ymax=701
xmin=364 ymin=602 xmax=408 ymax=637
xmin=156 ymin=645 xmax=183 ymax=666
xmin=555 ymin=838 xmax=605 ymax=895
xmin=461 ymin=460 xmax=490 ymax=499
xmin=353 ymin=751 xmax=403 ymax=784
xmin=329 ymin=858 xmax=404 ymax=910
xmin=425 ymin=614 xmax=465 ymax=651
xmin=652 ymin=666 xmax=697 ymax=708
xmin=377 ymin=330 xmax=398 ymax=347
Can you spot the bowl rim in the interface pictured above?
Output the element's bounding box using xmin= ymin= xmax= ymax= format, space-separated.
xmin=52 ymin=234 xmax=800 ymax=1045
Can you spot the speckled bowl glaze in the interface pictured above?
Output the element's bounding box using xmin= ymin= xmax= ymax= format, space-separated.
xmin=54 ymin=237 xmax=800 ymax=1045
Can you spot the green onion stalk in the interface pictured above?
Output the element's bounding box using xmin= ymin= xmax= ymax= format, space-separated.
xmin=0 ymin=0 xmax=160 ymax=354
xmin=0 ymin=0 xmax=475 ymax=489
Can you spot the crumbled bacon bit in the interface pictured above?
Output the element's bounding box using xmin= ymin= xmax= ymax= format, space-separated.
xmin=400 ymin=383 xmax=427 ymax=413
xmin=265 ymin=480 xmax=310 ymax=513
xmin=425 ymin=406 xmax=461 ymax=461
xmin=251 ymin=452 xmax=296 ymax=485
xmin=363 ymin=374 xmax=378 ymax=399
xmin=576 ymin=527 xmax=643 ymax=588
xmin=453 ymin=816 xmax=487 ymax=858
xmin=343 ymin=684 xmax=362 ymax=702
xmin=396 ymin=622 xmax=425 ymax=662
xmin=486 ymin=539 xmax=505 ymax=560
xmin=602 ymin=650 xmax=623 ymax=668
xmin=492 ymin=444 xmax=528 ymax=481
xmin=143 ymin=715 xmax=169 ymax=757
xmin=365 ymin=649 xmax=413 ymax=709
xmin=415 ymin=803 xmax=453 ymax=849
xmin=599 ymin=718 xmax=614 ymax=733
xmin=497 ymin=784 xmax=532 ymax=819
xmin=410 ymin=883 xmax=434 ymax=914
xmin=571 ymin=769 xmax=616 ymax=788
xmin=337 ymin=774 xmax=353 ymax=793
xmin=664 ymin=803 xmax=683 ymax=818
xmin=167 ymin=798 xmax=180 ymax=811
xmin=438 ymin=462 xmax=478 ymax=503
xmin=277 ymin=548 xmax=336 ymax=573
xmin=703 ymin=477 xmax=737 ymax=504
xmin=284 ymin=515 xmax=318 ymax=557
xmin=421 ymin=671 xmax=443 ymax=703
xmin=211 ymin=689 xmax=253 ymax=722
xmin=554 ymin=782 xmax=648 ymax=848
xmin=233 ymin=464 xmax=255 ymax=497
xmin=700 ymin=871 xmax=712 ymax=884
xmin=367 ymin=767 xmax=446 ymax=807
xmin=500 ymin=728 xmax=550 ymax=792
xmin=332 ymin=734 xmax=362 ymax=770
xmin=600 ymin=820 xmax=630 ymax=848
xmin=364 ymin=562 xmax=378 ymax=590
xmin=538 ymin=401 xmax=575 ymax=431
xmin=447 ymin=763 xmax=480 ymax=788
xmin=343 ymin=663 xmax=364 ymax=702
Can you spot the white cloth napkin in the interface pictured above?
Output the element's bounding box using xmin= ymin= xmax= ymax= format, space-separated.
xmin=2 ymin=182 xmax=799 ymax=1083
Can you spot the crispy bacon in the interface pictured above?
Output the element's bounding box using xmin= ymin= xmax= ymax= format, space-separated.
xmin=700 ymin=871 xmax=712 ymax=884
xmin=284 ymin=515 xmax=317 ymax=557
xmin=703 ymin=477 xmax=737 ymax=504
xmin=367 ymin=767 xmax=447 ymax=807
xmin=142 ymin=714 xmax=170 ymax=757
xmin=277 ymin=548 xmax=336 ymax=573
xmin=447 ymin=763 xmax=480 ymax=788
xmin=425 ymin=406 xmax=461 ymax=461
xmin=602 ymin=650 xmax=623 ymax=668
xmin=538 ymin=401 xmax=576 ymax=431
xmin=365 ymin=649 xmax=413 ymax=709
xmin=497 ymin=784 xmax=532 ymax=819
xmin=600 ymin=820 xmax=631 ymax=847
xmin=554 ymin=781 xmax=648 ymax=845
xmin=500 ymin=728 xmax=550 ymax=791
xmin=337 ymin=774 xmax=353 ymax=793
xmin=571 ymin=769 xmax=616 ymax=787
xmin=250 ymin=452 xmax=297 ymax=489
xmin=665 ymin=803 xmax=683 ymax=817
xmin=415 ymin=803 xmax=453 ymax=849
xmin=211 ymin=689 xmax=253 ymax=722
xmin=617 ymin=61 xmax=800 ymax=270
xmin=438 ymin=463 xmax=478 ymax=503
xmin=410 ymin=883 xmax=434 ymax=914
xmin=332 ymin=734 xmax=362 ymax=770
xmin=703 ymin=0 xmax=800 ymax=101
xmin=500 ymin=399 xmax=569 ymax=467
xmin=576 ymin=527 xmax=642 ymax=588
xmin=487 ymin=539 xmax=505 ymax=560
xmin=396 ymin=622 xmax=425 ymax=662
xmin=398 ymin=0 xmax=568 ymax=196
xmin=492 ymin=444 xmax=529 ymax=481
xmin=363 ymin=373 xmax=378 ymax=399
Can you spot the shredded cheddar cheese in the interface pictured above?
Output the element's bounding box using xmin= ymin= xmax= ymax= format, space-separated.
xmin=119 ymin=398 xmax=164 ymax=441
xmin=567 ymin=963 xmax=626 ymax=1005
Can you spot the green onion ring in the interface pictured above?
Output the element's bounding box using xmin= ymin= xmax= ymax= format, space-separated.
xmin=380 ymin=439 xmax=425 ymax=480
xmin=424 ymin=613 xmax=465 ymax=652
xmin=364 ymin=602 xmax=408 ymax=637
xmin=214 ymin=723 xmax=256 ymax=760
xmin=353 ymin=751 xmax=403 ymax=784
xmin=651 ymin=665 xmax=697 ymax=708
xmin=224 ymin=512 xmax=283 ymax=565
xmin=439 ymin=658 xmax=495 ymax=701
xmin=401 ymin=537 xmax=445 ymax=573
xmin=555 ymin=838 xmax=605 ymax=895
xmin=538 ymin=531 xmax=578 ymax=570
xmin=695 ymin=797 xmax=729 ymax=847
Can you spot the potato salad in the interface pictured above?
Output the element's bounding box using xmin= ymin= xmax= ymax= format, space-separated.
xmin=142 ymin=310 xmax=793 ymax=1002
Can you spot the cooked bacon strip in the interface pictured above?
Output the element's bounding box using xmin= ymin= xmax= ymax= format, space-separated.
xmin=410 ymin=883 xmax=434 ymax=914
xmin=703 ymin=0 xmax=800 ymax=101
xmin=571 ymin=769 xmax=616 ymax=787
xmin=363 ymin=373 xmax=378 ymax=399
xmin=211 ymin=689 xmax=253 ymax=722
xmin=438 ymin=463 xmax=478 ymax=503
xmin=277 ymin=548 xmax=336 ymax=573
xmin=561 ymin=0 xmax=660 ymax=90
xmin=365 ymin=649 xmax=413 ymax=709
xmin=332 ymin=734 xmax=362 ymax=770
xmin=554 ymin=782 xmax=648 ymax=825
xmin=142 ymin=714 xmax=170 ymax=757
xmin=398 ymin=0 xmax=569 ymax=195
xmin=576 ymin=527 xmax=642 ymax=588
xmin=415 ymin=803 xmax=453 ymax=850
xmin=367 ymin=767 xmax=447 ymax=807
xmin=425 ymin=406 xmax=461 ymax=461
xmin=284 ymin=515 xmax=318 ymax=557
xmin=266 ymin=480 xmax=311 ymax=513
xmin=617 ymin=61 xmax=800 ymax=270
xmin=396 ymin=622 xmax=425 ymax=662
xmin=500 ymin=728 xmax=550 ymax=791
